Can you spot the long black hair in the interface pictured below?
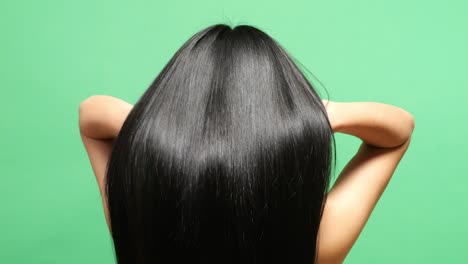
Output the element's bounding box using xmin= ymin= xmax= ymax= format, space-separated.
xmin=105 ymin=23 xmax=336 ymax=264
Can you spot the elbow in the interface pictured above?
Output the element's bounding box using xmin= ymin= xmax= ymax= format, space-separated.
xmin=78 ymin=96 xmax=100 ymax=135
xmin=406 ymin=111 xmax=415 ymax=136
xmin=401 ymin=110 xmax=415 ymax=143
xmin=78 ymin=99 xmax=89 ymax=134
xmin=393 ymin=108 xmax=415 ymax=147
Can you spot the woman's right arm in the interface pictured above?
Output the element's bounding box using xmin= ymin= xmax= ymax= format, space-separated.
xmin=317 ymin=101 xmax=415 ymax=264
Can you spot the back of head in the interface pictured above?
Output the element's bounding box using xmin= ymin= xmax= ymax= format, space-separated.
xmin=106 ymin=23 xmax=335 ymax=264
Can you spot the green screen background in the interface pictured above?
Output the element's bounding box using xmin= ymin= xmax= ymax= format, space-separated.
xmin=1 ymin=0 xmax=467 ymax=263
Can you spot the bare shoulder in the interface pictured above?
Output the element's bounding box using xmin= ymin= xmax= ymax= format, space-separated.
xmin=316 ymin=137 xmax=413 ymax=263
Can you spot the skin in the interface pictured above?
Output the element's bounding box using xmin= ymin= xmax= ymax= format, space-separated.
xmin=79 ymin=95 xmax=415 ymax=264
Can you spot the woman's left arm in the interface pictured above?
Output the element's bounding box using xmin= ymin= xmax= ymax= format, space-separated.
xmin=78 ymin=95 xmax=133 ymax=233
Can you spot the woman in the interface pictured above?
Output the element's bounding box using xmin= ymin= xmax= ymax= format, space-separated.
xmin=79 ymin=24 xmax=415 ymax=264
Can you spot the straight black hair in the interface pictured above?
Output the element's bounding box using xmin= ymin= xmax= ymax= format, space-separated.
xmin=105 ymin=23 xmax=336 ymax=264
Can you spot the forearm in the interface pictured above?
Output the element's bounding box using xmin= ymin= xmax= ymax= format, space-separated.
xmin=326 ymin=101 xmax=415 ymax=148
xmin=79 ymin=95 xmax=134 ymax=139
